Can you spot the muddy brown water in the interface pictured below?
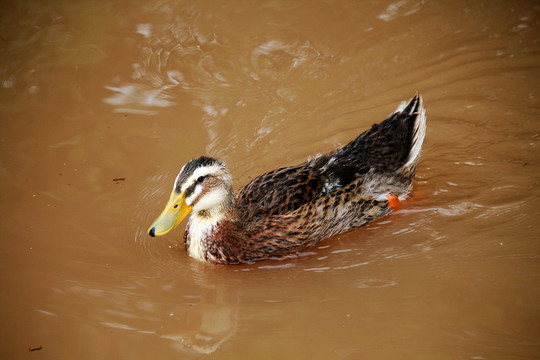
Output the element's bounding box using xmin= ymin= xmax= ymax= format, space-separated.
xmin=1 ymin=0 xmax=539 ymax=359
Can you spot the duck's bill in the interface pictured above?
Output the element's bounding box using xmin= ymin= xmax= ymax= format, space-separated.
xmin=148 ymin=191 xmax=192 ymax=237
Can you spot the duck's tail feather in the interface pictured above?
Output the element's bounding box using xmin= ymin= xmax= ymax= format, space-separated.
xmin=311 ymin=93 xmax=426 ymax=191
xmin=399 ymin=93 xmax=426 ymax=176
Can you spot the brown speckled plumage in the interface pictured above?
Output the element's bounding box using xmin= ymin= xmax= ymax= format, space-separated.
xmin=149 ymin=94 xmax=427 ymax=264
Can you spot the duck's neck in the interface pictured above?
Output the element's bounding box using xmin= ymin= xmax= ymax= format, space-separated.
xmin=185 ymin=201 xmax=237 ymax=262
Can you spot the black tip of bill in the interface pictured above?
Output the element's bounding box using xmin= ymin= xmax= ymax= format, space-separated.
xmin=148 ymin=227 xmax=156 ymax=237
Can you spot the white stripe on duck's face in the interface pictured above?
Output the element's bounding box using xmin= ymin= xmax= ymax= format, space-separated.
xmin=174 ymin=164 xmax=224 ymax=194
xmin=190 ymin=185 xmax=229 ymax=213
xmin=173 ymin=162 xmax=232 ymax=214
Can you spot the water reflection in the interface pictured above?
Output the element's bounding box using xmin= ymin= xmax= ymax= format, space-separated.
xmin=57 ymin=262 xmax=239 ymax=355
xmin=54 ymin=222 xmax=431 ymax=356
xmin=159 ymin=286 xmax=237 ymax=355
xmin=153 ymin=262 xmax=240 ymax=355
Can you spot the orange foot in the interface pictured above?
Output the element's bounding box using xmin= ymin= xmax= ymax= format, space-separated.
xmin=386 ymin=194 xmax=400 ymax=210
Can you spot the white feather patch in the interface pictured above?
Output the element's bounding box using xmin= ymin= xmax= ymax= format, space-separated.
xmin=192 ymin=187 xmax=229 ymax=212
xmin=402 ymin=96 xmax=427 ymax=170
xmin=186 ymin=212 xmax=226 ymax=261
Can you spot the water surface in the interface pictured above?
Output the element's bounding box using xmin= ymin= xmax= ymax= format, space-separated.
xmin=1 ymin=0 xmax=539 ymax=358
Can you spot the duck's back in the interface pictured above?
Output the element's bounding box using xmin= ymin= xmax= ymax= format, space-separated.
xmin=235 ymin=94 xmax=426 ymax=220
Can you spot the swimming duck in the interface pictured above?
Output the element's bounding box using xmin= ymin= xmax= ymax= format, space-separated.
xmin=148 ymin=94 xmax=426 ymax=264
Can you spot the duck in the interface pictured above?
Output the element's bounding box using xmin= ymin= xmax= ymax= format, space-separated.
xmin=148 ymin=94 xmax=426 ymax=264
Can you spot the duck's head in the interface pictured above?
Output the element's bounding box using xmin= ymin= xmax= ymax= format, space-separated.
xmin=148 ymin=156 xmax=233 ymax=237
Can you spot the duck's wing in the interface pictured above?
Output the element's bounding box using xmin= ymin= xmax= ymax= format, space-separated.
xmin=235 ymin=164 xmax=324 ymax=219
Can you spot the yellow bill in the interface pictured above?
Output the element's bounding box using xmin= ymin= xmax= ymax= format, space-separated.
xmin=148 ymin=190 xmax=192 ymax=237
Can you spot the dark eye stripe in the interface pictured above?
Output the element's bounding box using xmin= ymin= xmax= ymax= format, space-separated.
xmin=185 ymin=175 xmax=211 ymax=197
xmin=185 ymin=183 xmax=197 ymax=197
